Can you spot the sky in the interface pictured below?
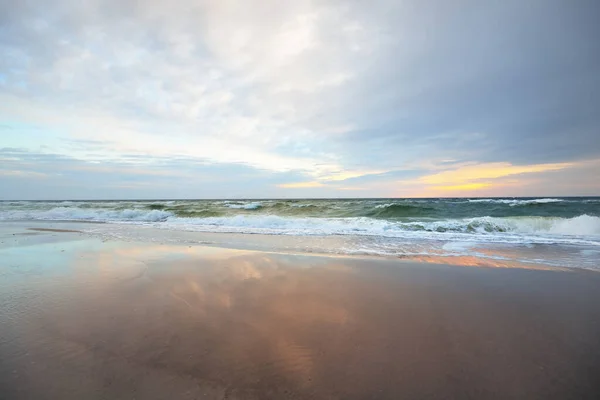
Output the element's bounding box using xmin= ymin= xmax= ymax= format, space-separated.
xmin=1 ymin=0 xmax=599 ymax=199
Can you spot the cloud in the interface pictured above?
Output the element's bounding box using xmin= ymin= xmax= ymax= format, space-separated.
xmin=0 ymin=170 xmax=49 ymax=178
xmin=1 ymin=0 xmax=599 ymax=198
xmin=277 ymin=181 xmax=325 ymax=189
xmin=428 ymin=183 xmax=492 ymax=193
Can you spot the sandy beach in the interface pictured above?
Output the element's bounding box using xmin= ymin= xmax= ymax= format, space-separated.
xmin=1 ymin=222 xmax=599 ymax=399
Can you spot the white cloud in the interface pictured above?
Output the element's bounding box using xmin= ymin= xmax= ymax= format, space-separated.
xmin=1 ymin=0 xmax=598 ymax=197
xmin=1 ymin=0 xmax=374 ymax=177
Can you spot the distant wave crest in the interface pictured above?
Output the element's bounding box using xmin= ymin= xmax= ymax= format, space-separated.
xmin=468 ymin=198 xmax=564 ymax=206
xmin=225 ymin=202 xmax=263 ymax=210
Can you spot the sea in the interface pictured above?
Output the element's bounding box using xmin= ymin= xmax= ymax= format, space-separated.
xmin=2 ymin=198 xmax=599 ymax=270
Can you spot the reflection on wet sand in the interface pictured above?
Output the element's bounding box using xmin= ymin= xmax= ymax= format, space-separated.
xmin=405 ymin=254 xmax=564 ymax=270
xmin=1 ymin=240 xmax=600 ymax=399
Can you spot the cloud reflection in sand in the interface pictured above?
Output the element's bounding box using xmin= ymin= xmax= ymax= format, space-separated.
xmin=3 ymin=239 xmax=586 ymax=399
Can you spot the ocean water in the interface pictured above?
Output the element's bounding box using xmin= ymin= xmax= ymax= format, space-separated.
xmin=2 ymin=198 xmax=599 ymax=269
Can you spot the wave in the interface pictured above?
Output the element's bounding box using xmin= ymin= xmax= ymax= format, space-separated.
xmin=2 ymin=205 xmax=599 ymax=245
xmin=0 ymin=207 xmax=173 ymax=222
xmin=543 ymin=214 xmax=600 ymax=236
xmin=225 ymin=202 xmax=263 ymax=210
xmin=402 ymin=215 xmax=600 ymax=236
xmin=0 ymin=203 xmax=600 ymax=236
xmin=467 ymin=198 xmax=564 ymax=206
xmin=368 ymin=203 xmax=434 ymax=218
xmin=374 ymin=203 xmax=396 ymax=208
xmin=172 ymin=209 xmax=224 ymax=218
xmin=289 ymin=203 xmax=317 ymax=208
xmin=162 ymin=214 xmax=600 ymax=238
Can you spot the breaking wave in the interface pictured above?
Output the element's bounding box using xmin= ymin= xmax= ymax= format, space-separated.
xmin=1 ymin=196 xmax=599 ymax=250
xmin=467 ymin=198 xmax=564 ymax=206
xmin=0 ymin=207 xmax=173 ymax=222
xmin=3 ymin=198 xmax=599 ymax=270
xmin=225 ymin=202 xmax=263 ymax=210
xmin=3 ymin=206 xmax=597 ymax=245
xmin=367 ymin=203 xmax=434 ymax=218
xmin=162 ymin=214 xmax=600 ymax=242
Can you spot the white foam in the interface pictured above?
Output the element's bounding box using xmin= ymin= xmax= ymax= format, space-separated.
xmin=546 ymin=214 xmax=600 ymax=236
xmin=159 ymin=214 xmax=600 ymax=245
xmin=468 ymin=198 xmax=563 ymax=206
xmin=442 ymin=241 xmax=475 ymax=252
xmin=464 ymin=215 xmax=600 ymax=236
xmin=406 ymin=215 xmax=600 ymax=237
xmin=226 ymin=202 xmax=263 ymax=210
xmin=0 ymin=207 xmax=173 ymax=222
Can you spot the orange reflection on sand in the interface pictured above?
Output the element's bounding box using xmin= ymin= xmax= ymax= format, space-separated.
xmin=404 ymin=254 xmax=563 ymax=270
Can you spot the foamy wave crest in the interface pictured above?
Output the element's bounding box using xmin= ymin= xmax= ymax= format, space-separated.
xmin=374 ymin=203 xmax=394 ymax=209
xmin=544 ymin=215 xmax=600 ymax=235
xmin=225 ymin=202 xmax=263 ymax=210
xmin=166 ymin=215 xmax=395 ymax=236
xmin=159 ymin=214 xmax=600 ymax=245
xmin=0 ymin=207 xmax=173 ymax=222
xmin=468 ymin=198 xmax=563 ymax=206
xmin=405 ymin=215 xmax=600 ymax=236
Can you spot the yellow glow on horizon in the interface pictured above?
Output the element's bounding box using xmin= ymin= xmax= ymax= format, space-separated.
xmin=278 ymin=181 xmax=326 ymax=188
xmin=319 ymin=169 xmax=387 ymax=182
xmin=419 ymin=162 xmax=571 ymax=186
xmin=281 ymin=161 xmax=579 ymax=195
xmin=431 ymin=183 xmax=492 ymax=192
xmin=395 ymin=161 xmax=576 ymax=197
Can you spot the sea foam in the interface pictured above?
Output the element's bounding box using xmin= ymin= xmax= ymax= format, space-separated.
xmin=467 ymin=198 xmax=564 ymax=206
xmin=0 ymin=207 xmax=173 ymax=222
xmin=225 ymin=202 xmax=263 ymax=210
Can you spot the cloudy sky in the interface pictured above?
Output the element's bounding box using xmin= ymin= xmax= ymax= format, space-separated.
xmin=1 ymin=0 xmax=599 ymax=199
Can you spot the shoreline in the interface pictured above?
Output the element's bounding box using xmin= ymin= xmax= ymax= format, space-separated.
xmin=2 ymin=219 xmax=596 ymax=271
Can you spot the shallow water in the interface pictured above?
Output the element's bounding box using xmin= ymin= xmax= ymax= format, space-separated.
xmin=2 ymin=220 xmax=598 ymax=270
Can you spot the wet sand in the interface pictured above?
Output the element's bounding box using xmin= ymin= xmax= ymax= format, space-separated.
xmin=27 ymin=228 xmax=83 ymax=233
xmin=1 ymin=226 xmax=600 ymax=399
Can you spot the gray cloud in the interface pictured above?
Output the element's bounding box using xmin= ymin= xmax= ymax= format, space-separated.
xmin=0 ymin=148 xmax=340 ymax=199
xmin=328 ymin=0 xmax=600 ymax=166
xmin=1 ymin=0 xmax=599 ymax=198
